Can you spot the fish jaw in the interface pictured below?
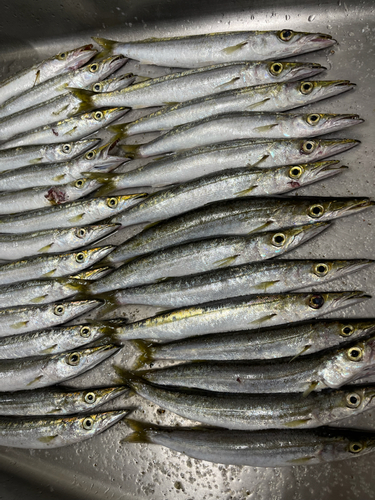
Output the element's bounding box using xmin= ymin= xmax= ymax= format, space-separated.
xmin=66 ymin=44 xmax=98 ymax=71
xmin=286 ymin=62 xmax=325 ymax=81
xmin=286 ymin=221 xmax=331 ymax=250
xmin=314 ymin=139 xmax=360 ymax=160
xmin=295 ymin=160 xmax=345 ymax=188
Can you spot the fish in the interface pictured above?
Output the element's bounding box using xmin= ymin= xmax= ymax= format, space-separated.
xmin=0 ymin=224 xmax=119 ymax=261
xmin=0 ymin=321 xmax=118 ymax=359
xmin=117 ymin=373 xmax=375 ymax=430
xmin=0 ymin=108 xmax=129 ymax=149
xmin=0 ymin=194 xmax=147 ymax=233
xmin=0 ymin=299 xmax=101 ymax=337
xmin=71 ymin=61 xmax=325 ymax=111
xmin=122 ymin=112 xmax=363 ymax=157
xmin=94 ymin=223 xmax=329 ymax=287
xmin=0 ymin=386 xmax=129 ymax=416
xmin=0 ymin=247 xmax=115 ymax=286
xmin=87 ymin=73 xmax=136 ymax=92
xmin=0 ymin=55 xmax=126 ymax=119
xmin=134 ymin=319 xmax=375 ymax=363
xmin=111 ymin=291 xmax=368 ymax=342
xmin=0 ymin=139 xmax=99 ymax=173
xmin=93 ymin=31 xmax=335 ymax=67
xmin=74 ymin=267 xmax=112 ymax=280
xmin=112 ymin=80 xmax=354 ymax=136
xmin=0 ymin=177 xmax=103 ymax=214
xmin=109 ymin=162 xmax=345 ymax=227
xmin=106 ymin=197 xmax=374 ymax=262
xmin=135 ymin=333 xmax=375 ymax=394
xmin=0 ymin=44 xmax=97 ymax=106
xmin=0 ymin=410 xmax=127 ymax=449
xmin=0 ymin=141 xmax=127 ymax=191
xmin=123 ymin=421 xmax=375 ymax=467
xmin=111 ymin=138 xmax=359 ymax=189
xmin=99 ymin=260 xmax=372 ymax=310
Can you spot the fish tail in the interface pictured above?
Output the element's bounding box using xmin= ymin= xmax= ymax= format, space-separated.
xmin=108 ymin=123 xmax=130 ymax=139
xmin=91 ymin=291 xmax=119 ymax=315
xmin=122 ymin=418 xmax=158 ymax=444
xmin=120 ymin=144 xmax=142 ymax=159
xmin=82 ymin=172 xmax=117 ymax=196
xmin=69 ymin=88 xmax=96 ymax=114
xmin=92 ymin=37 xmax=119 ymax=56
xmin=113 ymin=365 xmax=145 ymax=388
xmin=130 ymin=340 xmax=155 ymax=369
xmin=56 ymin=277 xmax=89 ymax=293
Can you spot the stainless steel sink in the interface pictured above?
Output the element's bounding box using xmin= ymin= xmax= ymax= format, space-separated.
xmin=0 ymin=0 xmax=375 ymax=498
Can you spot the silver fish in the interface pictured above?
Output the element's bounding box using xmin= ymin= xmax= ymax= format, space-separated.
xmin=113 ymin=138 xmax=359 ymax=189
xmin=112 ymin=292 xmax=368 ymax=342
xmin=87 ymin=73 xmax=136 ymax=92
xmin=0 ymin=141 xmax=126 ymax=191
xmin=0 ymin=194 xmax=146 ymax=233
xmin=123 ymin=421 xmax=375 ymax=467
xmin=102 ymin=260 xmax=372 ymax=309
xmin=0 ymin=44 xmax=97 ymax=106
xmin=0 ymin=55 xmax=126 ymax=120
xmin=0 ymin=410 xmax=127 ymax=449
xmin=113 ymin=80 xmax=354 ymax=136
xmin=94 ymin=223 xmax=329 ymax=287
xmin=123 ymin=112 xmax=363 ymax=157
xmin=94 ymin=31 xmax=335 ymax=67
xmin=74 ymin=267 xmax=112 ymax=281
xmin=0 ymin=386 xmax=129 ymax=415
xmin=136 ymin=319 xmax=375 ymax=363
xmin=0 ymin=299 xmax=101 ymax=337
xmin=72 ymin=61 xmax=325 ymax=110
xmin=0 ymin=322 xmax=117 ymax=359
xmin=107 ymin=197 xmax=374 ymax=262
xmin=0 ymin=139 xmax=99 ymax=173
xmin=119 ymin=374 xmax=375 ymax=430
xmin=0 ymin=108 xmax=128 ymax=149
xmin=0 ymin=247 xmax=114 ymax=285
xmin=110 ymin=162 xmax=344 ymax=227
xmin=0 ymin=224 xmax=118 ymax=261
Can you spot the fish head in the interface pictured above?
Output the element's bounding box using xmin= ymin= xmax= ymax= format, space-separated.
xmin=67 ymin=246 xmax=115 ymax=270
xmin=295 ymin=80 xmax=355 ymax=103
xmin=66 ymin=410 xmax=128 ymax=440
xmin=77 ymin=386 xmax=130 ymax=410
xmin=73 ymin=266 xmax=112 ymax=280
xmin=272 ymin=30 xmax=335 ymax=56
xmin=315 ymin=319 xmax=375 ymax=348
xmin=303 ymin=291 xmax=371 ymax=316
xmin=53 ymin=44 xmax=98 ymax=72
xmin=49 ymin=299 xmax=102 ymax=321
xmin=105 ymin=193 xmax=148 ymax=217
xmin=68 ymin=176 xmax=103 ymax=195
xmin=284 ymin=160 xmax=345 ymax=190
xmin=318 ymin=428 xmax=375 ymax=462
xmin=77 ymin=140 xmax=128 ymax=171
xmin=296 ymin=112 xmax=364 ymax=136
xmin=74 ymin=55 xmax=127 ymax=87
xmin=67 ymin=223 xmax=119 ymax=247
xmin=303 ymin=197 xmax=374 ymax=223
xmin=50 ymin=138 xmax=100 ymax=163
xmin=282 ymin=138 xmax=359 ymax=165
xmin=100 ymin=73 xmax=136 ymax=92
xmin=328 ymin=386 xmax=375 ymax=422
xmin=264 ymin=61 xmax=325 ymax=83
xmin=85 ymin=107 xmax=129 ymax=127
xmin=308 ymin=259 xmax=374 ymax=285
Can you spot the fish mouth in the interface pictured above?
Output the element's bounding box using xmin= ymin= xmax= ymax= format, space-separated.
xmin=294 ymin=221 xmax=332 ymax=243
xmin=344 ymin=198 xmax=375 ymax=213
xmin=91 ymin=245 xmax=116 ymax=261
xmin=320 ymin=138 xmax=360 ymax=156
xmin=328 ymin=114 xmax=364 ymax=129
xmin=290 ymin=62 xmax=326 ymax=80
xmin=109 ymin=54 xmax=127 ymax=69
xmin=302 ymin=33 xmax=336 ymax=47
xmin=336 ymin=259 xmax=375 ymax=276
xmin=91 ymin=223 xmax=121 ymax=240
xmin=102 ymin=385 xmax=131 ymax=403
xmin=80 ymin=44 xmax=95 ymax=52
xmin=333 ymin=291 xmax=371 ymax=309
xmin=97 ymin=409 xmax=130 ymax=430
xmin=308 ymin=160 xmax=347 ymax=181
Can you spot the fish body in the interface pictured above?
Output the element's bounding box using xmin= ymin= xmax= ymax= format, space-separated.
xmin=0 ymin=45 xmax=97 ymax=106
xmin=107 ymin=197 xmax=373 ymax=261
xmin=0 ymin=139 xmax=98 ymax=173
xmin=94 ymin=31 xmax=335 ymax=67
xmin=0 ymin=108 xmax=128 ymax=149
xmin=127 ymin=112 xmax=363 ymax=157
xmin=0 ymin=224 xmax=118 ymax=261
xmin=88 ymin=73 xmax=136 ymax=92
xmin=0 ymin=194 xmax=146 ymax=233
xmin=112 ymin=291 xmax=368 ymax=342
xmin=114 ymin=138 xmax=359 ymax=189
xmin=124 ymin=421 xmax=375 ymax=467
xmin=74 ymin=61 xmax=325 ymax=110
xmin=110 ymin=162 xmax=344 ymax=227
xmin=116 ymin=80 xmax=354 ymax=136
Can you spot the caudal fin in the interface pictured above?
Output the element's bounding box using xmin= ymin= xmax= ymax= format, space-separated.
xmin=130 ymin=340 xmax=156 ymax=369
xmin=69 ymin=88 xmax=96 ymax=114
xmin=120 ymin=144 xmax=142 ymax=159
xmin=122 ymin=418 xmax=159 ymax=443
xmin=92 ymin=37 xmax=119 ymax=56
xmin=108 ymin=123 xmax=131 ymax=140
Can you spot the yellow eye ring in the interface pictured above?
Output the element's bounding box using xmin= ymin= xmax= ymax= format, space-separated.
xmin=107 ymin=197 xmax=118 ymax=208
xmin=93 ymin=111 xmax=103 ymax=121
xmin=289 ymin=166 xmax=303 ymax=179
xmin=269 ymin=62 xmax=284 ymax=76
xmin=313 ymin=263 xmax=329 ymax=277
xmin=80 ymin=326 xmax=91 ymax=338
xmin=74 ymin=178 xmax=85 ymax=188
xmin=300 ymin=81 xmax=314 ymax=95
xmin=75 ymin=252 xmax=85 ymax=263
xmin=67 ymin=352 xmax=81 ymax=366
xmin=89 ymin=63 xmax=99 ymax=73
xmin=301 ymin=140 xmax=316 ymax=154
xmin=62 ymin=143 xmax=72 ymax=153
xmin=271 ymin=233 xmax=286 ymax=247
xmin=93 ymin=82 xmax=102 ymax=92
xmin=308 ymin=204 xmax=325 ymax=219
xmin=349 ymin=442 xmax=363 ymax=454
xmin=57 ymin=52 xmax=67 ymax=60
xmin=308 ymin=294 xmax=324 ymax=309
xmin=82 ymin=417 xmax=94 ymax=430
xmin=84 ymin=392 xmax=96 ymax=404
xmin=341 ymin=325 xmax=354 ymax=337
xmin=347 ymin=346 xmax=363 ymax=362
xmin=85 ymin=150 xmax=96 ymax=160
xmin=346 ymin=393 xmax=361 ymax=408
xmin=278 ymin=29 xmax=294 ymax=41
xmin=54 ymin=305 xmax=65 ymax=316
xmin=306 ymin=113 xmax=321 ymax=126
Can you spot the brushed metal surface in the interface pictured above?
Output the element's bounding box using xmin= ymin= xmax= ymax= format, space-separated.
xmin=0 ymin=1 xmax=375 ymax=499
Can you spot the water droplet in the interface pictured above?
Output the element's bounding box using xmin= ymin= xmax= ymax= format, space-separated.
xmin=285 ymin=14 xmax=290 ymax=20
xmin=308 ymin=14 xmax=316 ymax=22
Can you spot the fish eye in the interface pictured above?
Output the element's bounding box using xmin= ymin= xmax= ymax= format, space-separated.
xmin=278 ymin=29 xmax=294 ymax=41
xmin=62 ymin=143 xmax=72 ymax=153
xmin=289 ymin=166 xmax=303 ymax=179
xmin=346 ymin=393 xmax=361 ymax=408
xmin=82 ymin=417 xmax=94 ymax=430
xmin=84 ymin=392 xmax=96 ymax=404
xmin=347 ymin=346 xmax=363 ymax=361
xmin=301 ymin=140 xmax=317 ymax=154
xmin=57 ymin=52 xmax=67 ymax=60
xmin=85 ymin=150 xmax=96 ymax=160
xmin=307 ymin=113 xmax=321 ymax=126
xmin=271 ymin=233 xmax=286 ymax=247
xmin=308 ymin=294 xmax=324 ymax=309
xmin=75 ymin=227 xmax=86 ymax=239
xmin=54 ymin=304 xmax=65 ymax=316
xmin=93 ymin=111 xmax=103 ymax=121
xmin=75 ymin=252 xmax=86 ymax=263
xmin=349 ymin=442 xmax=363 ymax=453
xmin=107 ymin=197 xmax=118 ymax=208
xmin=269 ymin=62 xmax=284 ymax=76
xmin=89 ymin=63 xmax=99 ymax=73
xmin=74 ymin=178 xmax=85 ymax=188
xmin=67 ymin=352 xmax=81 ymax=366
xmin=93 ymin=82 xmax=102 ymax=92
xmin=308 ymin=204 xmax=325 ymax=218
xmin=341 ymin=324 xmax=354 ymax=337
xmin=300 ymin=81 xmax=314 ymax=95
xmin=80 ymin=326 xmax=91 ymax=338
xmin=313 ymin=263 xmax=329 ymax=277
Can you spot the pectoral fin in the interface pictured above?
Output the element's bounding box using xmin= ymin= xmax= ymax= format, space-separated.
xmin=213 ymin=255 xmax=239 ymax=267
xmin=246 ymin=98 xmax=271 ymax=110
xmin=235 ymin=185 xmax=257 ymax=197
xmin=253 ymin=280 xmax=280 ymax=292
xmin=250 ymin=313 xmax=277 ymax=325
xmin=42 ymin=269 xmax=57 ymax=278
xmin=215 ymin=76 xmax=240 ymax=90
xmin=222 ymin=41 xmax=248 ymax=54
xmin=253 ymin=124 xmax=279 ymax=133
xmin=30 ymin=295 xmax=48 ymax=303
xmin=283 ymin=418 xmax=312 ymax=428
xmin=38 ymin=243 xmax=54 ymax=253
xmin=248 ymin=221 xmax=273 ymax=234
xmin=288 ymin=456 xmax=316 ymax=464
xmin=249 ymin=154 xmax=269 ymax=167
xmin=38 ymin=435 xmax=58 ymax=443
xmin=11 ymin=321 xmax=29 ymax=329
xmin=289 ymin=345 xmax=312 ymax=362
xmin=27 ymin=375 xmax=43 ymax=386
xmin=302 ymin=381 xmax=319 ymax=397
xmin=68 ymin=213 xmax=85 ymax=223
xmin=41 ymin=344 xmax=58 ymax=354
